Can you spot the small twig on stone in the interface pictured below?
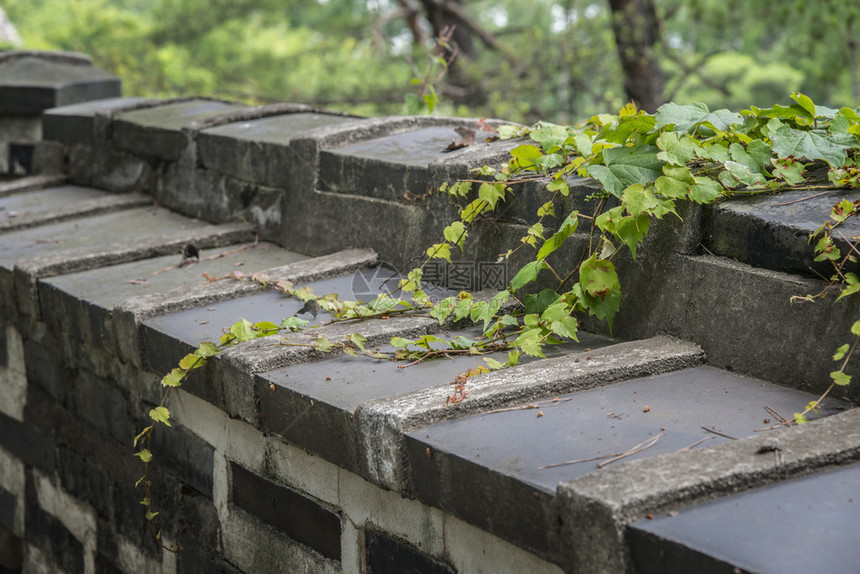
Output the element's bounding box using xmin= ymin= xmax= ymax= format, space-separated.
xmin=485 ymin=397 xmax=572 ymax=414
xmin=701 ymin=426 xmax=738 ymax=440
xmin=596 ymin=432 xmax=664 ymax=469
xmin=763 ymin=404 xmax=789 ymax=424
xmin=537 ymin=452 xmax=620 ymax=471
xmin=676 ymin=436 xmax=710 ymax=453
xmin=772 ymin=190 xmax=832 ymax=207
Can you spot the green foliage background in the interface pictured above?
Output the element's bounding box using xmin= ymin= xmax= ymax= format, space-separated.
xmin=3 ymin=0 xmax=859 ymax=124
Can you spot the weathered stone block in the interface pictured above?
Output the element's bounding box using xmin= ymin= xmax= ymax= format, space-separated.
xmin=42 ymin=97 xmax=151 ymax=146
xmin=112 ymin=99 xmax=245 ymax=162
xmin=0 ymin=52 xmax=120 ymax=115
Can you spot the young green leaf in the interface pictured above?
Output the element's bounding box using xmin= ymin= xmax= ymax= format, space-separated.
xmin=831 ymin=371 xmax=852 ymax=386
xmin=149 ymin=406 xmax=171 ymax=427
xmin=161 ymin=368 xmax=185 ymax=388
xmin=135 ymin=449 xmax=153 ymax=463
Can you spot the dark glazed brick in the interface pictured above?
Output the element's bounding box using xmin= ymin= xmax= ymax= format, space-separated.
xmin=23 ymin=338 xmax=71 ymax=404
xmin=70 ymin=371 xmax=132 ymax=443
xmin=230 ymin=462 xmax=341 ymax=561
xmin=111 ymin=487 xmax=161 ymax=559
xmin=24 ymin=499 xmax=85 ymax=574
xmin=0 ymin=325 xmax=7 ymax=366
xmin=57 ymin=450 xmax=110 ymax=518
xmin=366 ymin=530 xmax=456 ymax=574
xmin=0 ymin=487 xmax=15 ymax=530
xmin=0 ymin=412 xmax=55 ymax=474
xmin=149 ymin=422 xmax=214 ymax=496
xmin=0 ymin=523 xmax=23 ymax=572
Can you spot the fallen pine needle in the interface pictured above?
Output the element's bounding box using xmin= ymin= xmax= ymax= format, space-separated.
xmin=537 ymin=452 xmax=620 ymax=470
xmin=485 ymin=397 xmax=572 ymax=414
xmin=676 ymin=436 xmax=710 ymax=453
xmin=597 ymin=432 xmax=664 ymax=469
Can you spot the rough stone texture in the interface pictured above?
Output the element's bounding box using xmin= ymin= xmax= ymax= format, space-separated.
xmin=0 ymin=188 xmax=150 ymax=232
xmin=112 ymin=99 xmax=245 ymax=162
xmin=198 ymin=112 xmax=353 ymax=189
xmin=0 ymin=53 xmax=120 ymax=115
xmin=705 ymin=187 xmax=860 ymax=276
xmin=612 ymin=251 xmax=860 ymax=403
xmin=0 ymin=174 xmax=66 ymax=198
xmin=42 ymin=96 xmax=152 ymax=145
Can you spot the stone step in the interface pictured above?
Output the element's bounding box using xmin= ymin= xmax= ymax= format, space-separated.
xmin=0 ymin=185 xmax=151 ymax=232
xmin=705 ymin=187 xmax=860 ymax=277
xmin=0 ymin=174 xmax=67 ymax=197
xmin=404 ymin=364 xmax=844 ymax=562
xmin=0 ymin=196 xmax=252 ymax=321
xmin=628 ymin=460 xmax=860 ymax=574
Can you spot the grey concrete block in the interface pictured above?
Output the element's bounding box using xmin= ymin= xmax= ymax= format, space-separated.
xmin=0 ymin=411 xmax=55 ymax=475
xmin=24 ymin=498 xmax=86 ymax=574
xmin=42 ymin=97 xmax=152 ymax=146
xmin=705 ymin=188 xmax=860 ymax=276
xmin=610 ymin=252 xmax=860 ymax=403
xmin=198 ymin=112 xmax=353 ymax=189
xmin=0 ymin=189 xmax=150 ymax=233
xmin=365 ymin=529 xmax=456 ymax=574
xmin=9 ymin=215 xmax=254 ymax=320
xmin=0 ymin=174 xmax=67 ymax=198
xmin=112 ymin=99 xmax=245 ymax=162
xmin=0 ymin=53 xmax=120 ymax=115
xmin=319 ymin=124 xmax=499 ymax=201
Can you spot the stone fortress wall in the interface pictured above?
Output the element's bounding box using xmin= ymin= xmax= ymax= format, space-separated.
xmin=1 ymin=51 xmax=859 ymax=574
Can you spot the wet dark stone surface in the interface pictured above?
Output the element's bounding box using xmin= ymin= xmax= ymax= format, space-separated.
xmin=628 ymin=461 xmax=860 ymax=574
xmin=706 ymin=188 xmax=860 ymax=276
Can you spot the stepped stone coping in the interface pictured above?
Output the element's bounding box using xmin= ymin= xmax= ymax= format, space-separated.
xmin=0 ymin=174 xmax=67 ymax=197
xmin=41 ymin=96 xmax=153 ymax=145
xmin=255 ymin=328 xmax=612 ymax=475
xmin=198 ymin=112 xmax=355 ymax=188
xmin=0 ymin=187 xmax=151 ymax=232
xmin=318 ymin=123 xmax=504 ymax=200
xmin=112 ymin=99 xmax=247 ymax=161
xmin=138 ymin=265 xmax=404 ymax=375
xmin=38 ymin=241 xmax=305 ymax=357
xmin=706 ymin=187 xmax=860 ymax=276
xmin=0 ymin=54 xmax=120 ymax=115
xmin=627 ymin=459 xmax=860 ymax=574
xmin=0 ymin=202 xmax=253 ymax=319
xmin=557 ymin=405 xmax=860 ymax=573
xmin=112 ymin=248 xmax=377 ymax=368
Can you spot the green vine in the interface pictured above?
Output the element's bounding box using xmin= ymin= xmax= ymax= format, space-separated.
xmin=135 ymin=92 xmax=860 ymax=544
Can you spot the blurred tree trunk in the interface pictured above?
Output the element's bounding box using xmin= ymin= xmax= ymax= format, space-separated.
xmin=607 ymin=0 xmax=664 ymax=112
xmin=418 ymin=0 xmax=477 ymax=59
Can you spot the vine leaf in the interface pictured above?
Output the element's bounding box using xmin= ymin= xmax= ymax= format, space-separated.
xmin=589 ymin=145 xmax=663 ymax=197
xmin=770 ymin=127 xmax=855 ymax=168
xmin=654 ymin=102 xmax=741 ymax=132
xmin=536 ymin=211 xmax=578 ymax=261
xmin=510 ymin=260 xmax=543 ymax=292
xmin=149 ymin=407 xmax=171 ymax=427
xmin=161 ymin=368 xmax=185 ymax=388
